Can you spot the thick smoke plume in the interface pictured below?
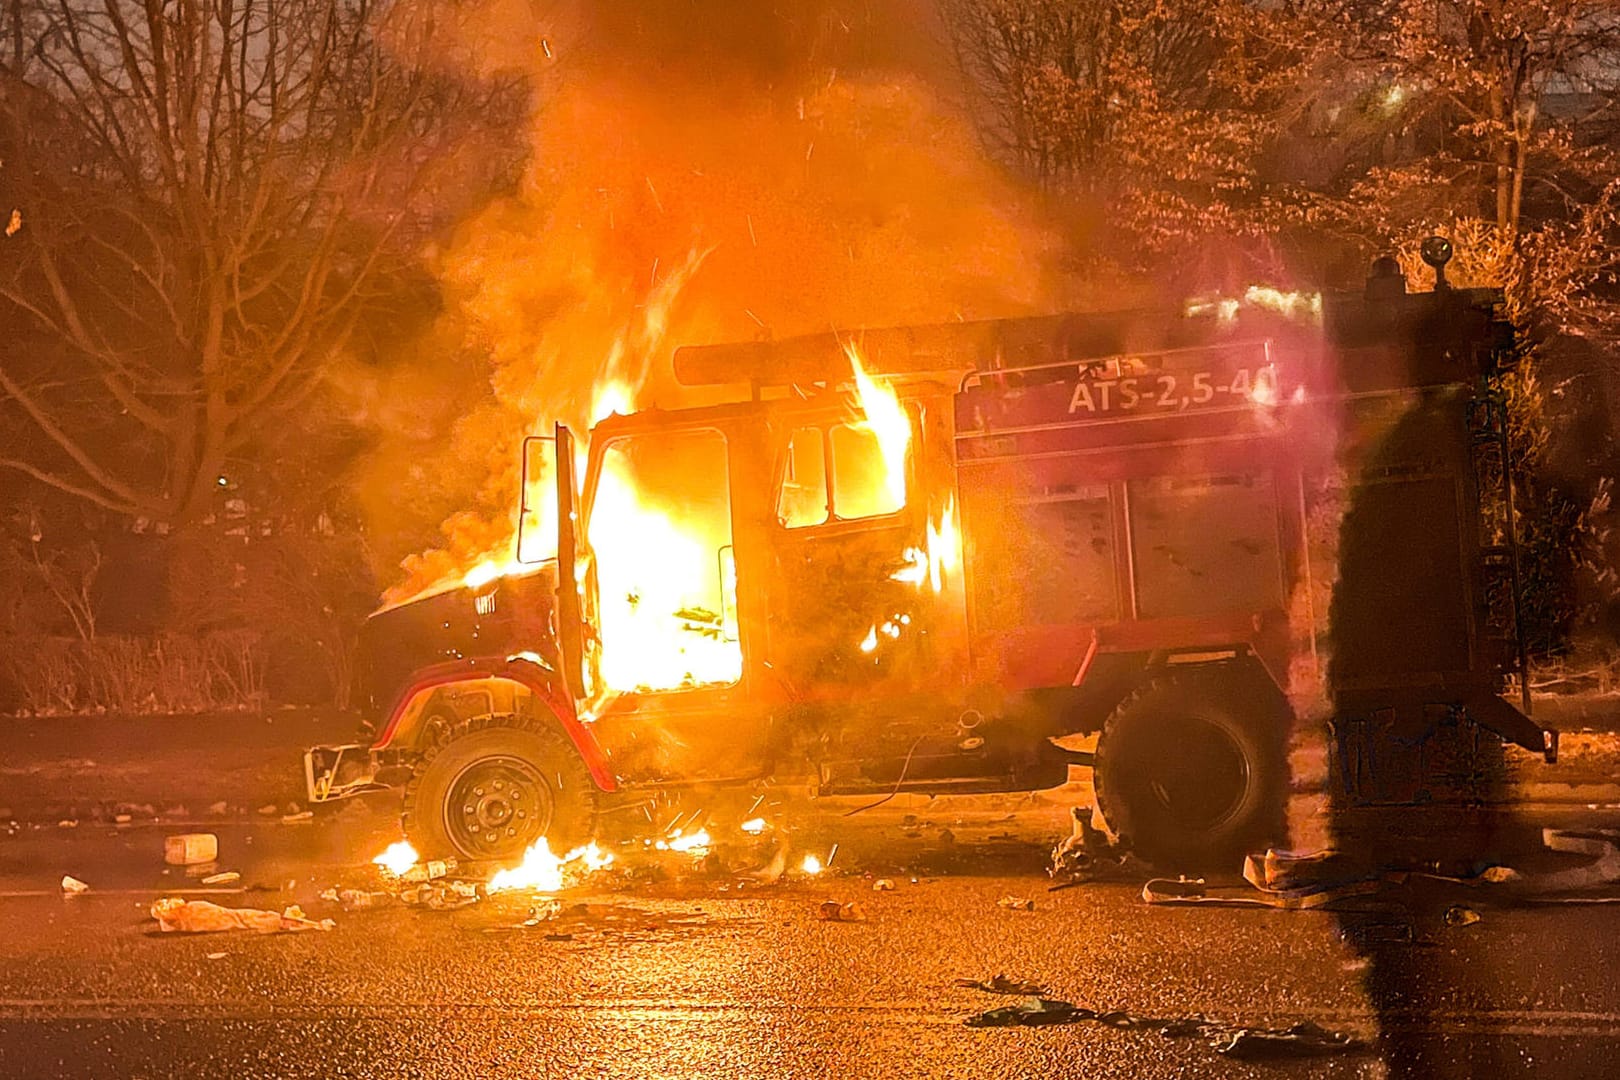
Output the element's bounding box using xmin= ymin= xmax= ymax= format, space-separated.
xmin=360 ymin=0 xmax=1075 ymax=600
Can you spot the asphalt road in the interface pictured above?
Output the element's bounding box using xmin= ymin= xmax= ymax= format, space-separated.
xmin=2 ymin=799 xmax=1620 ymax=1080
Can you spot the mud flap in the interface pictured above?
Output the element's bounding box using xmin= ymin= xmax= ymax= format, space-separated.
xmin=1467 ymin=694 xmax=1557 ymax=762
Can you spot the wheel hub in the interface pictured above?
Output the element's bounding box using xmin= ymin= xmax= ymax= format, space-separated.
xmin=443 ymin=756 xmax=553 ymax=860
xmin=1146 ymin=716 xmax=1250 ymax=829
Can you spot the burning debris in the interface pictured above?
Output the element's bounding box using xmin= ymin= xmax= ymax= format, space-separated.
xmin=372 ymin=841 xmax=419 ymax=877
xmin=488 ymin=839 xmax=613 ymax=894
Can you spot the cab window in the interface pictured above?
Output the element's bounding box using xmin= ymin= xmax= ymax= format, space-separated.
xmin=778 ymin=419 xmax=909 ymax=528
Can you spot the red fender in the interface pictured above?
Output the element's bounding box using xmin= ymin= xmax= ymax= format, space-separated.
xmin=370 ymin=658 xmax=618 ymax=793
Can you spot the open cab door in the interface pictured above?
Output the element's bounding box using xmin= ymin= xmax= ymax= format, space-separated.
xmin=518 ymin=424 xmax=587 ymax=700
xmin=553 ymin=422 xmax=586 ymax=700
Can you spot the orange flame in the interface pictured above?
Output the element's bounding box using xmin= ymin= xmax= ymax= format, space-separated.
xmin=846 ymin=343 xmax=910 ymax=510
xmin=486 ymin=838 xmax=613 ymax=894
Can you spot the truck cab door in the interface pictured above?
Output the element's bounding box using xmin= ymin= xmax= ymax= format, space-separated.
xmin=575 ymin=420 xmax=773 ymax=784
xmin=762 ymin=405 xmax=967 ymax=752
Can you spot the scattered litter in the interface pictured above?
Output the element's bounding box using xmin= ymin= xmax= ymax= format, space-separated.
xmin=57 ymin=820 xmax=78 ymax=829
xmin=165 ymin=834 xmax=218 ymax=866
xmin=997 ymin=896 xmax=1035 ymax=912
xmin=321 ymin=888 xmax=395 ymax=911
xmin=525 ymin=900 xmax=563 ymax=925
xmin=201 ymin=871 xmax=240 ymax=886
xmin=114 ymin=814 xmax=132 ymax=824
xmin=953 ymin=974 xmax=1047 ymax=996
xmin=1049 ymin=806 xmax=1141 ymax=886
xmin=1340 ymin=920 xmax=1425 ymax=948
xmin=257 ymin=805 xmax=278 ymax=816
xmin=1444 ymin=905 xmax=1481 ymax=927
xmin=208 ymin=801 xmax=230 ymax=816
xmin=1213 ymin=1021 xmax=1362 ymax=1060
xmin=1523 ymin=830 xmax=1620 ymax=896
xmin=872 ymin=879 xmax=895 ymax=891
xmin=965 ymin=995 xmax=1077 ymax=1027
xmin=150 ymin=897 xmax=334 ymax=934
xmin=280 ymin=811 xmax=314 ymax=824
xmin=400 ymin=859 xmax=457 ymax=884
xmin=205 ymin=952 xmax=227 ymax=960
xmin=400 ymin=879 xmax=481 ymax=911
xmin=1143 ymin=862 xmax=1383 ymax=909
xmin=960 ymin=988 xmax=1363 ymax=1059
xmin=60 ymin=875 xmax=89 ymax=896
xmin=817 ymin=900 xmax=865 ymax=922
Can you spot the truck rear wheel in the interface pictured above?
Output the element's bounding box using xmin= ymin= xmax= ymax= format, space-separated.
xmin=402 ymin=714 xmax=597 ymax=863
xmin=1093 ymin=669 xmax=1288 ymax=871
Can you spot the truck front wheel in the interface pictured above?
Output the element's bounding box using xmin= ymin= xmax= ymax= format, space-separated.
xmin=1093 ymin=669 xmax=1288 ymax=871
xmin=402 ymin=714 xmax=598 ymax=863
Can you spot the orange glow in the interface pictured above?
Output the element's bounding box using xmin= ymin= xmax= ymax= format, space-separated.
xmin=487 ymin=838 xmax=613 ymax=894
xmin=654 ymin=828 xmax=712 ymax=855
xmin=846 ymin=343 xmax=911 ymax=510
xmin=372 ymin=841 xmax=419 ymax=877
xmin=586 ymin=438 xmax=742 ymax=694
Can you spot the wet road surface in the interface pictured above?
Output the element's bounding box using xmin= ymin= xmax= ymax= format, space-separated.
xmin=2 ymin=803 xmax=1619 ymax=1078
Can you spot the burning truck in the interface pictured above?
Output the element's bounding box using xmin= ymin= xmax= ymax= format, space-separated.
xmin=307 ymin=243 xmax=1556 ymax=869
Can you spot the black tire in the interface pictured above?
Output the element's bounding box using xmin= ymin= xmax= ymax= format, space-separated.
xmin=402 ymin=714 xmax=598 ymax=863
xmin=1093 ymin=668 xmax=1289 ymax=871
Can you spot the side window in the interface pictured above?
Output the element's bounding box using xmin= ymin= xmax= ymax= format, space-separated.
xmin=830 ymin=423 xmax=905 ymax=519
xmin=779 ymin=419 xmax=910 ymax=528
xmin=778 ymin=427 xmax=829 ymax=528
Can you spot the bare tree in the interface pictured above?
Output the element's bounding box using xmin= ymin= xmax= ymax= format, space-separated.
xmin=941 ymin=0 xmax=1267 ymax=268
xmin=0 ymin=0 xmax=522 ymax=525
xmin=1236 ymin=0 xmax=1620 ymax=330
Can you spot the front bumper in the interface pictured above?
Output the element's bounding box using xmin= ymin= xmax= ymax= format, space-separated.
xmin=304 ymin=743 xmax=389 ymax=804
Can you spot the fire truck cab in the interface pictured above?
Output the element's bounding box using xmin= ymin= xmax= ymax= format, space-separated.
xmin=307 ymin=249 xmax=1555 ymax=869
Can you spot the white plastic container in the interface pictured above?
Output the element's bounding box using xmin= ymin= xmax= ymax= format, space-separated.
xmin=164 ymin=833 xmax=218 ymax=866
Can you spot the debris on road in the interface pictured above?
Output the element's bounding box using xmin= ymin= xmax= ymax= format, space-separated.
xmin=965 ymin=996 xmax=1078 ymax=1027
xmin=164 ymin=833 xmax=218 ymax=866
xmin=320 ymin=888 xmax=396 ymax=911
xmin=817 ymin=900 xmax=865 ymax=922
xmin=1050 ymin=806 xmax=1143 ymax=886
xmin=201 ymin=871 xmax=240 ymax=886
xmin=960 ymin=988 xmax=1364 ymax=1059
xmin=400 ymin=858 xmax=457 ymax=884
xmin=150 ymin=897 xmax=335 ymax=934
xmin=871 ymin=878 xmax=895 ymax=891
xmin=996 ymin=895 xmax=1035 ymax=912
xmin=400 ymin=879 xmax=481 ymax=911
xmin=953 ymin=974 xmax=1047 ymax=996
xmin=1522 ymin=830 xmax=1620 ymax=897
xmin=1444 ymin=905 xmax=1482 ymax=927
xmin=60 ymin=875 xmax=89 ymax=896
xmin=1212 ymin=1021 xmax=1363 ymax=1060
xmin=205 ymin=952 xmax=227 ymax=960
xmin=280 ymin=811 xmax=314 ymax=824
